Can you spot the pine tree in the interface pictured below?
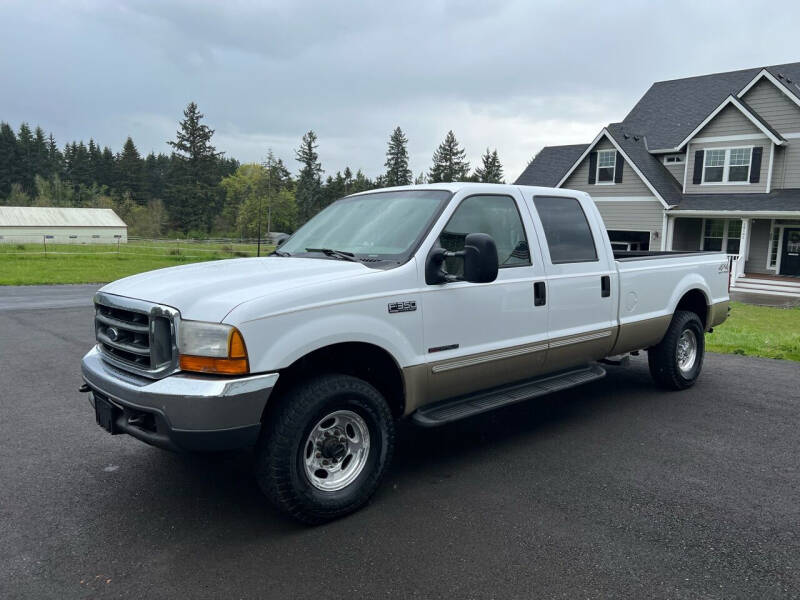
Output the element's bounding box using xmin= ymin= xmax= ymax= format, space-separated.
xmin=167 ymin=102 xmax=222 ymax=231
xmin=414 ymin=172 xmax=426 ymax=185
xmin=294 ymin=130 xmax=323 ymax=223
xmin=32 ymin=127 xmax=48 ymax=181
xmin=0 ymin=123 xmax=17 ymax=198
xmin=46 ymin=133 xmax=63 ymax=181
xmin=473 ymin=148 xmax=504 ymax=183
xmin=116 ymin=137 xmax=144 ymax=202
xmin=383 ymin=126 xmax=412 ymax=187
xmin=428 ymin=130 xmax=470 ymax=183
xmin=16 ymin=123 xmax=35 ymax=193
xmin=87 ymin=139 xmax=103 ymax=186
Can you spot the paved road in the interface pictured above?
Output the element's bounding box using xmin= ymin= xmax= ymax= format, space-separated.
xmin=1 ymin=287 xmax=799 ymax=599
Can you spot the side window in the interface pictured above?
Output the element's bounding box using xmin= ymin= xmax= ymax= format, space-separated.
xmin=533 ymin=196 xmax=598 ymax=264
xmin=439 ymin=195 xmax=530 ymax=275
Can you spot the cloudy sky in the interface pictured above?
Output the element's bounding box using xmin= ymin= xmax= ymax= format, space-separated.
xmin=1 ymin=0 xmax=799 ymax=181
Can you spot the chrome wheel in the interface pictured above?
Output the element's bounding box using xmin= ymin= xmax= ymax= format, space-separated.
xmin=676 ymin=329 xmax=698 ymax=375
xmin=303 ymin=410 xmax=370 ymax=492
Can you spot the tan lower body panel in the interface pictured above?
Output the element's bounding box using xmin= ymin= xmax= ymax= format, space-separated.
xmin=708 ymin=300 xmax=729 ymax=330
xmin=610 ymin=314 xmax=672 ymax=356
xmin=404 ymin=328 xmax=617 ymax=414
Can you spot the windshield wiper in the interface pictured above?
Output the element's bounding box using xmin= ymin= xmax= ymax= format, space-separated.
xmin=271 ymin=249 xmax=291 ymax=257
xmin=304 ymin=248 xmax=360 ymax=262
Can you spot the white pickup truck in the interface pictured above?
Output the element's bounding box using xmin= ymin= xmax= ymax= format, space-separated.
xmin=81 ymin=183 xmax=729 ymax=523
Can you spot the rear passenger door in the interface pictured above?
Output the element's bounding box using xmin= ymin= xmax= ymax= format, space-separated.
xmin=525 ymin=194 xmax=617 ymax=371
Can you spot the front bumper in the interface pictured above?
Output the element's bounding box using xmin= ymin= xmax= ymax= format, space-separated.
xmin=81 ymin=346 xmax=279 ymax=452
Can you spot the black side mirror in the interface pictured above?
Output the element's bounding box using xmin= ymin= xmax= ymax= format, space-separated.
xmin=425 ymin=232 xmax=499 ymax=284
xmin=462 ymin=233 xmax=499 ymax=283
xmin=275 ymin=234 xmax=289 ymax=247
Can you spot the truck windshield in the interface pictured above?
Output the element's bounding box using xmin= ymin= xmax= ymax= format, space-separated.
xmin=279 ymin=190 xmax=451 ymax=264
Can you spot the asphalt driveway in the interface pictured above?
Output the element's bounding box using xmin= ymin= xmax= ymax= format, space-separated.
xmin=1 ymin=285 xmax=799 ymax=599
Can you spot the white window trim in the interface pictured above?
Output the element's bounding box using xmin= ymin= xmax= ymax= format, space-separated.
xmin=663 ymin=154 xmax=685 ymax=165
xmin=595 ymin=149 xmax=616 ymax=185
xmin=700 ymin=145 xmax=753 ymax=186
xmin=701 ymin=218 xmax=742 ymax=254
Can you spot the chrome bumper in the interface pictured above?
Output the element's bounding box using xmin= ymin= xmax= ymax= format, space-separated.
xmin=81 ymin=346 xmax=278 ymax=451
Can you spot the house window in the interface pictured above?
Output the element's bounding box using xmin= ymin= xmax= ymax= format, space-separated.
xmin=664 ymin=155 xmax=684 ymax=165
xmin=596 ymin=149 xmax=616 ymax=183
xmin=702 ymin=147 xmax=752 ymax=184
xmin=702 ymin=219 xmax=741 ymax=254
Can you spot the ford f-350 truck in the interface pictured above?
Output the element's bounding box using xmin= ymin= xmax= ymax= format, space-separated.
xmin=81 ymin=183 xmax=729 ymax=523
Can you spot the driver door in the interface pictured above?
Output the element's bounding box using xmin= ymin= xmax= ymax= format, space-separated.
xmin=420 ymin=191 xmax=549 ymax=402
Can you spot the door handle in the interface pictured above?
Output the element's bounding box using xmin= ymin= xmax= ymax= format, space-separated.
xmin=534 ymin=281 xmax=546 ymax=306
xmin=601 ymin=275 xmax=611 ymax=298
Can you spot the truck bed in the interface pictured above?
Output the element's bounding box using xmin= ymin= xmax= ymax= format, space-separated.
xmin=613 ymin=250 xmax=724 ymax=262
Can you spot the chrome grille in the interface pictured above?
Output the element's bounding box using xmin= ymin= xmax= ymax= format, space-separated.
xmin=94 ymin=292 xmax=179 ymax=378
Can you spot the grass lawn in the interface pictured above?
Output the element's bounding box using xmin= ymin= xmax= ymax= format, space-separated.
xmin=0 ymin=241 xmax=274 ymax=285
xmin=706 ymin=302 xmax=800 ymax=362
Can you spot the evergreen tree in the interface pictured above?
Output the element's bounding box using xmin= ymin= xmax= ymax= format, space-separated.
xmin=428 ymin=130 xmax=470 ymax=183
xmin=98 ymin=147 xmax=115 ymax=189
xmin=167 ymin=102 xmax=222 ymax=231
xmin=414 ymin=171 xmax=426 ymax=185
xmin=16 ymin=123 xmax=35 ymax=192
xmin=383 ymin=126 xmax=412 ymax=186
xmin=32 ymin=127 xmax=48 ymax=180
xmin=0 ymin=123 xmax=17 ymax=197
xmin=87 ymin=139 xmax=103 ymax=186
xmin=116 ymin=136 xmax=144 ymax=202
xmin=46 ymin=133 xmax=63 ymax=180
xmin=473 ymin=148 xmax=504 ymax=183
xmin=294 ymin=130 xmax=323 ymax=223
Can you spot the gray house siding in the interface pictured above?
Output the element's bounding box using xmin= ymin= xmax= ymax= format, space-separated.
xmin=594 ymin=200 xmax=664 ymax=247
xmin=672 ymin=218 xmax=702 ymax=251
xmin=695 ymin=104 xmax=760 ymax=137
xmin=562 ymin=138 xmax=652 ymax=197
xmin=664 ymin=161 xmax=685 ymax=183
xmin=771 ymin=141 xmax=800 ymax=189
xmin=744 ymin=219 xmax=773 ymax=275
xmin=741 ymin=79 xmax=800 ymax=133
xmin=685 ymin=139 xmax=770 ymax=194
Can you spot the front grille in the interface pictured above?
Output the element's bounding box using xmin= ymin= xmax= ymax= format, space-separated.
xmin=94 ymin=293 xmax=177 ymax=378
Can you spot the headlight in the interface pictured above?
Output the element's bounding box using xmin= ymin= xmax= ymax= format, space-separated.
xmin=178 ymin=320 xmax=249 ymax=375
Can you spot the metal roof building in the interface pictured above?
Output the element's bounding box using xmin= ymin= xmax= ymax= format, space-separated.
xmin=0 ymin=206 xmax=128 ymax=244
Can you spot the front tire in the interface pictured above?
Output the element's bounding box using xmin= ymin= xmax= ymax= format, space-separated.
xmin=255 ymin=374 xmax=395 ymax=524
xmin=647 ymin=310 xmax=705 ymax=390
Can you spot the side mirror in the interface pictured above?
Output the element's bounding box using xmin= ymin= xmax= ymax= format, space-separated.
xmin=275 ymin=234 xmax=289 ymax=247
xmin=462 ymin=233 xmax=499 ymax=283
xmin=425 ymin=232 xmax=499 ymax=284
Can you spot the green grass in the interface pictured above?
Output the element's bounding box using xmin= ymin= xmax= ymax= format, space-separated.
xmin=0 ymin=241 xmax=274 ymax=285
xmin=706 ymin=302 xmax=800 ymax=361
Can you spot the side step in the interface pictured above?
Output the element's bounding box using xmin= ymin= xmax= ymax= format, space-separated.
xmin=411 ymin=364 xmax=606 ymax=427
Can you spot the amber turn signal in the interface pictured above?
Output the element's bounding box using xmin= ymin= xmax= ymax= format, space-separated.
xmin=179 ymin=326 xmax=250 ymax=375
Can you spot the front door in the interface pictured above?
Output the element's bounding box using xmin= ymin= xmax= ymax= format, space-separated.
xmin=780 ymin=228 xmax=800 ymax=276
xmin=421 ymin=191 xmax=550 ymax=403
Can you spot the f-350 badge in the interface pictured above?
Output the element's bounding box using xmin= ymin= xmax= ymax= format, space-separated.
xmin=388 ymin=301 xmax=417 ymax=313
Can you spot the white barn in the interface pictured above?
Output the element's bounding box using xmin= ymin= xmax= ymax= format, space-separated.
xmin=0 ymin=206 xmax=127 ymax=244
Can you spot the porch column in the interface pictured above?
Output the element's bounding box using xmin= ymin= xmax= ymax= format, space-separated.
xmin=735 ymin=217 xmax=751 ymax=280
xmin=665 ymin=215 xmax=675 ymax=250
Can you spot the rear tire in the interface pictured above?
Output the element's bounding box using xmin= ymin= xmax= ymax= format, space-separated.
xmin=647 ymin=310 xmax=705 ymax=390
xmin=255 ymin=374 xmax=395 ymax=524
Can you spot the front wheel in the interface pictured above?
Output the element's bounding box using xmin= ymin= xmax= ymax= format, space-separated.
xmin=255 ymin=374 xmax=395 ymax=524
xmin=647 ymin=310 xmax=705 ymax=390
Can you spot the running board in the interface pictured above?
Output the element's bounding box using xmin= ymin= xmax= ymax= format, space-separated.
xmin=411 ymin=364 xmax=606 ymax=427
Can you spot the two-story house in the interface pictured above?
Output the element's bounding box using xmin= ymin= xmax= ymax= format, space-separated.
xmin=516 ymin=63 xmax=800 ymax=298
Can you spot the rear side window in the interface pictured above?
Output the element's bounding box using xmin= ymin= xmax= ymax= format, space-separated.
xmin=533 ymin=196 xmax=598 ymax=264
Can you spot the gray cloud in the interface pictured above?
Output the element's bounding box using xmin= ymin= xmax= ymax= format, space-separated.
xmin=2 ymin=0 xmax=799 ymax=181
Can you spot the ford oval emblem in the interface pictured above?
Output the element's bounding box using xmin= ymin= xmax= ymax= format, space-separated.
xmin=107 ymin=326 xmax=120 ymax=341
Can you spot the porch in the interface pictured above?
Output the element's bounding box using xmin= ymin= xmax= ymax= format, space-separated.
xmin=667 ymin=215 xmax=800 ymax=297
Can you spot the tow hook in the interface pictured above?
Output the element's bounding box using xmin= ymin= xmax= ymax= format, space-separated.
xmin=78 ymin=383 xmax=91 ymax=393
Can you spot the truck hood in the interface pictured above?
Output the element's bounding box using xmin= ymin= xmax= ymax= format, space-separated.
xmin=99 ymin=257 xmax=375 ymax=322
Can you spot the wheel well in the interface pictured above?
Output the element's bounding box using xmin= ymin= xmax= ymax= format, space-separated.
xmin=266 ymin=342 xmax=406 ymax=419
xmin=676 ymin=289 xmax=708 ymax=328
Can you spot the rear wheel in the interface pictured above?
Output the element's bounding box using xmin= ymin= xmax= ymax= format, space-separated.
xmin=647 ymin=310 xmax=705 ymax=390
xmin=255 ymin=374 xmax=394 ymax=524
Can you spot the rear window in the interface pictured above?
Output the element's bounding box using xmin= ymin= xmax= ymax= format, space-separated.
xmin=533 ymin=196 xmax=598 ymax=264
